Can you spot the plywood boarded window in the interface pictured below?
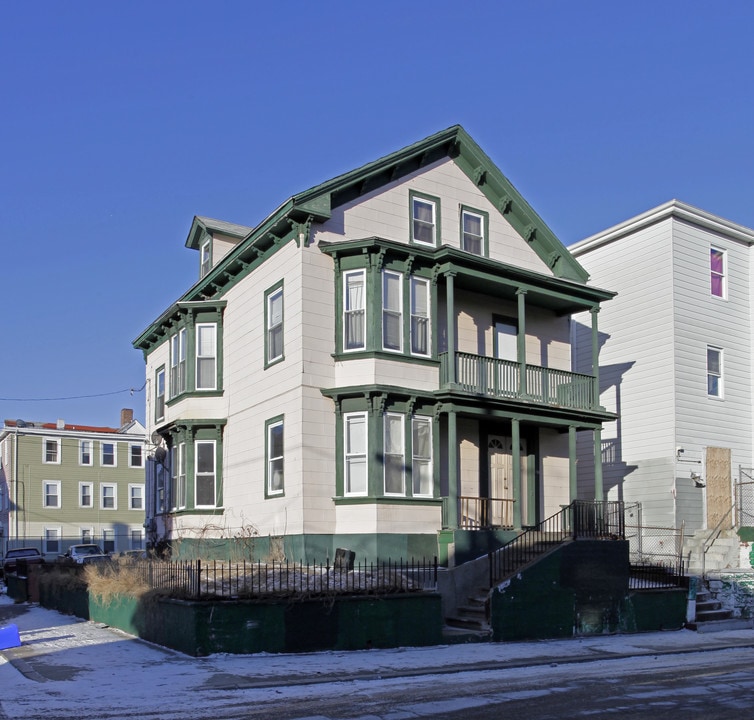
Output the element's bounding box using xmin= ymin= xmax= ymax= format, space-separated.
xmin=706 ymin=446 xmax=731 ymax=529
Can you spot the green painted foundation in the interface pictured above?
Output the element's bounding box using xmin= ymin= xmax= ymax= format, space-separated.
xmin=490 ymin=540 xmax=685 ymax=641
xmin=85 ymin=592 xmax=442 ymax=656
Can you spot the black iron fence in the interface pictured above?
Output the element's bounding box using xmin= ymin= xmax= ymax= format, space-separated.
xmin=104 ymin=555 xmax=439 ymax=600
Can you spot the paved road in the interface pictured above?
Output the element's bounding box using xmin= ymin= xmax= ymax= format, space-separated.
xmin=2 ymin=595 xmax=754 ymax=719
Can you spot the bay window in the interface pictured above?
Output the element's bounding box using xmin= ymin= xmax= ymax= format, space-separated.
xmin=382 ymin=270 xmax=403 ymax=352
xmin=195 ymin=440 xmax=216 ymax=507
xmin=412 ymin=417 xmax=433 ymax=496
xmin=384 ymin=413 xmax=405 ymax=495
xmin=410 ymin=276 xmax=430 ymax=356
xmin=344 ymin=270 xmax=366 ymax=351
xmin=344 ymin=412 xmax=368 ymax=496
xmin=196 ymin=323 xmax=217 ymax=390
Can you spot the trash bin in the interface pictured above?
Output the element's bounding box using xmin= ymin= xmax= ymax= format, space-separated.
xmin=0 ymin=624 xmax=21 ymax=650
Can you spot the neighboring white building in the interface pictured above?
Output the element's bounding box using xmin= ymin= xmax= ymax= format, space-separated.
xmin=571 ymin=201 xmax=754 ymax=561
xmin=133 ymin=126 xmax=616 ymax=564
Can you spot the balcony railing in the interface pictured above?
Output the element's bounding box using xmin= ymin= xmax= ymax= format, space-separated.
xmin=439 ymin=351 xmax=596 ymax=411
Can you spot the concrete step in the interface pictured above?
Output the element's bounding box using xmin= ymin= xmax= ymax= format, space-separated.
xmin=686 ymin=618 xmax=754 ymax=633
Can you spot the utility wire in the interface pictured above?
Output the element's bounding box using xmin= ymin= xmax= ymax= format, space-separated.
xmin=0 ymin=382 xmax=146 ymax=402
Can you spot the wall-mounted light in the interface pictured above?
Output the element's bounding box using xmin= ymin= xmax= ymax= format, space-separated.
xmin=691 ymin=471 xmax=705 ymax=488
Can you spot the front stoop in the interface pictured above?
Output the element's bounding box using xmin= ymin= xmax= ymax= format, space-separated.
xmin=686 ymin=586 xmax=753 ymax=632
xmin=444 ymin=590 xmax=492 ymax=641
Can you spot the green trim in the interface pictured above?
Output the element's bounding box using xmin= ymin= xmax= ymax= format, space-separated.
xmin=459 ymin=204 xmax=489 ymax=257
xmin=154 ymin=366 xmax=166 ymax=424
xmin=333 ymin=496 xmax=443 ymax=506
xmin=409 ymin=190 xmax=442 ymax=247
xmin=331 ymin=350 xmax=439 ymax=367
xmin=158 ymin=509 xmax=226 ymax=518
xmin=161 ymin=420 xmax=226 ymax=511
xmin=134 ymin=125 xmax=598 ymax=353
xmin=264 ymin=415 xmax=285 ymax=499
xmin=264 ymin=280 xmax=285 ymax=369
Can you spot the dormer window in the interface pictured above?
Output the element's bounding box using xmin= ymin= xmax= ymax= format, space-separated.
xmin=200 ymin=238 xmax=212 ymax=278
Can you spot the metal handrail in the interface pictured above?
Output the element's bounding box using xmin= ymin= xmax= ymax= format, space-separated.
xmin=488 ymin=500 xmax=625 ymax=586
xmin=701 ymin=502 xmax=736 ymax=578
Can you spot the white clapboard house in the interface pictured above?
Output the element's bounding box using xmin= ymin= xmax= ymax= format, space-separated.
xmin=571 ymin=200 xmax=754 ymax=570
xmin=133 ymin=126 xmax=616 ymax=564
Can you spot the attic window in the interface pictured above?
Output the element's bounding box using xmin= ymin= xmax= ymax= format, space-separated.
xmin=200 ymin=238 xmax=211 ymax=278
xmin=411 ymin=193 xmax=438 ymax=246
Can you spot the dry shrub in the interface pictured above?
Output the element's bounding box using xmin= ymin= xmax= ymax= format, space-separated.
xmin=38 ymin=566 xmax=87 ymax=594
xmin=84 ymin=561 xmax=150 ymax=603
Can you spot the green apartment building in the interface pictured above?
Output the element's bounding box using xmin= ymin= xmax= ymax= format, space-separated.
xmin=0 ymin=409 xmax=147 ymax=559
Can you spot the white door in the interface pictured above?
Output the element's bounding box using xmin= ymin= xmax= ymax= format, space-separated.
xmin=488 ymin=435 xmax=527 ymax=527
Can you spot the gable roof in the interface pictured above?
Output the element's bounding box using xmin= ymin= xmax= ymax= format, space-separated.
xmin=135 ymin=126 xmax=590 ymax=350
xmin=185 ymin=216 xmax=254 ymax=250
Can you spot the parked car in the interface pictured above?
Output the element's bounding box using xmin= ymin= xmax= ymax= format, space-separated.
xmin=2 ymin=547 xmax=45 ymax=577
xmin=61 ymin=544 xmax=110 ymax=565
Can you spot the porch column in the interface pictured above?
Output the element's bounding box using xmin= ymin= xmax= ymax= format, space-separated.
xmin=447 ymin=408 xmax=459 ymax=528
xmin=446 ymin=272 xmax=456 ymax=385
xmin=512 ymin=418 xmax=522 ymax=528
xmin=590 ymin=306 xmax=600 ymax=408
xmin=516 ymin=289 xmax=527 ymax=396
xmin=593 ymin=426 xmax=604 ymax=501
xmin=569 ymin=425 xmax=578 ymax=501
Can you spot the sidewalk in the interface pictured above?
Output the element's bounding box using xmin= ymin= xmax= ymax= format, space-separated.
xmin=3 ymin=590 xmax=754 ymax=693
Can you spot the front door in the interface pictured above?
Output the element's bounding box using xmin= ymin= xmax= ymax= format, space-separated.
xmin=488 ymin=435 xmax=527 ymax=528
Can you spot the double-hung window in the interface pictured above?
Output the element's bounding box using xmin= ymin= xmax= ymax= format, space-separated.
xmin=155 ymin=368 xmax=165 ymax=421
xmin=384 ymin=413 xmax=405 ymax=495
xmin=43 ymin=480 xmax=61 ymax=508
xmin=80 ymin=439 xmax=92 ymax=466
xmin=412 ymin=417 xmax=433 ymax=496
xmin=129 ymin=444 xmax=144 ymax=468
xmin=195 ymin=440 xmax=216 ymax=508
xmin=101 ymin=483 xmax=117 ymax=510
xmin=170 ymin=328 xmax=187 ymax=397
xmin=200 ymin=238 xmax=212 ymax=278
xmin=461 ymin=208 xmax=485 ymax=255
xmin=44 ymin=438 xmax=60 ymax=464
xmin=129 ymin=484 xmax=144 ymax=510
xmin=411 ymin=194 xmax=438 ymax=246
xmin=196 ymin=323 xmax=217 ymax=390
xmin=101 ymin=442 xmax=116 ymax=467
xmin=171 ymin=443 xmax=186 ymax=510
xmin=710 ymin=247 xmax=726 ymax=298
xmin=707 ymin=346 xmax=723 ymax=398
xmin=80 ymin=482 xmax=93 ymax=508
xmin=344 ymin=270 xmax=366 ymax=351
xmin=265 ymin=285 xmax=284 ymax=365
xmin=382 ymin=271 xmax=403 ymax=352
xmin=410 ymin=277 xmax=430 ymax=356
xmin=344 ymin=412 xmax=368 ymax=496
xmin=266 ymin=418 xmax=284 ymax=496
xmin=45 ymin=528 xmax=61 ymax=554
xmin=130 ymin=529 xmax=144 ymax=550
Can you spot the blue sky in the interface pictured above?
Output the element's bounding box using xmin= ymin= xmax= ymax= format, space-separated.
xmin=2 ymin=1 xmax=753 ymax=426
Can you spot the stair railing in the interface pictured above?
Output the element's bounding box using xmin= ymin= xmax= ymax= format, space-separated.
xmin=701 ymin=502 xmax=737 ymax=578
xmin=488 ymin=500 xmax=625 ymax=586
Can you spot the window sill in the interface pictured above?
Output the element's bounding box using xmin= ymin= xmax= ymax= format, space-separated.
xmin=332 ymin=350 xmax=439 ymax=367
xmin=334 ymin=496 xmax=442 ymax=506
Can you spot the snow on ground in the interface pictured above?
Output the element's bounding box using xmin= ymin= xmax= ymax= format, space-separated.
xmin=2 ymin=589 xmax=754 ymax=720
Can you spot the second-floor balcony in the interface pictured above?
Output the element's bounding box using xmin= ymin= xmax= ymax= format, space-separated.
xmin=439 ymin=351 xmax=597 ymax=411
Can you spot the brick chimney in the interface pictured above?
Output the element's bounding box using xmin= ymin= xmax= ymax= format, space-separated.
xmin=120 ymin=408 xmax=134 ymax=427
